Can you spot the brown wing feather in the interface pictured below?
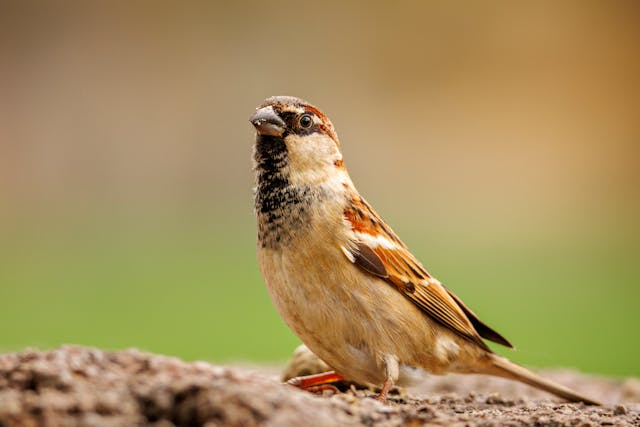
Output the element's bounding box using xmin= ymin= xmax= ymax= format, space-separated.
xmin=353 ymin=242 xmax=387 ymax=277
xmin=344 ymin=197 xmax=510 ymax=351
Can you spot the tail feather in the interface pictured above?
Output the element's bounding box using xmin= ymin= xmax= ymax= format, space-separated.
xmin=486 ymin=355 xmax=602 ymax=406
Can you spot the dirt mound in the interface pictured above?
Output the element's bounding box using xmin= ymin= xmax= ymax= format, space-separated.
xmin=0 ymin=346 xmax=637 ymax=426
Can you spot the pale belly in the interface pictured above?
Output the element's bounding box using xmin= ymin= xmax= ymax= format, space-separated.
xmin=257 ymin=241 xmax=478 ymax=386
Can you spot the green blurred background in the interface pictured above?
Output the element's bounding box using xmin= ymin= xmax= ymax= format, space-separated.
xmin=0 ymin=1 xmax=638 ymax=376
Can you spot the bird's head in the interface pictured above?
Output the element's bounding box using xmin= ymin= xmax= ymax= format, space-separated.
xmin=250 ymin=96 xmax=345 ymax=186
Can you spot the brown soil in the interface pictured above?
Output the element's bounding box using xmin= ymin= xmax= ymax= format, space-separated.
xmin=0 ymin=346 xmax=638 ymax=427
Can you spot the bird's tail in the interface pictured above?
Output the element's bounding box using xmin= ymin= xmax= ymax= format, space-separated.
xmin=485 ymin=354 xmax=602 ymax=406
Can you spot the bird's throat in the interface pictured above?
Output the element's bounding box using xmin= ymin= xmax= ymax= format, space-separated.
xmin=254 ymin=135 xmax=313 ymax=249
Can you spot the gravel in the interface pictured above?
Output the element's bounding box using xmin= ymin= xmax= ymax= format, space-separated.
xmin=0 ymin=346 xmax=638 ymax=426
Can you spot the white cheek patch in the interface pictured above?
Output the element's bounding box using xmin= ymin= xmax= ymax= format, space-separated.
xmin=354 ymin=232 xmax=397 ymax=250
xmin=285 ymin=133 xmax=342 ymax=186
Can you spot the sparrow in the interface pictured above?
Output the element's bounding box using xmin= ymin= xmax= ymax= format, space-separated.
xmin=249 ymin=95 xmax=600 ymax=405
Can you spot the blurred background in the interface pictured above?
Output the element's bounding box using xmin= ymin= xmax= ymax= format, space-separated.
xmin=0 ymin=1 xmax=638 ymax=376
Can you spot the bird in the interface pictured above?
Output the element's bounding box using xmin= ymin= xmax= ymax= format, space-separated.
xmin=249 ymin=95 xmax=600 ymax=405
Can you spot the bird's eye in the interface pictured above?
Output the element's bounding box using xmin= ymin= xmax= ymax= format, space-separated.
xmin=299 ymin=114 xmax=313 ymax=128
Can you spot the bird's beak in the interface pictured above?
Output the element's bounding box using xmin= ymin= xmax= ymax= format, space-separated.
xmin=250 ymin=106 xmax=286 ymax=137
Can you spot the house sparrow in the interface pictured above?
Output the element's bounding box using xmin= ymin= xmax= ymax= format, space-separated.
xmin=249 ymin=96 xmax=600 ymax=405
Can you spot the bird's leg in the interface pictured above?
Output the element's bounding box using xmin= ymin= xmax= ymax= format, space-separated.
xmin=285 ymin=370 xmax=344 ymax=394
xmin=375 ymin=376 xmax=394 ymax=402
xmin=375 ymin=354 xmax=399 ymax=402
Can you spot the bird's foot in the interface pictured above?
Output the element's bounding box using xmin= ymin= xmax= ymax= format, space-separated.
xmin=302 ymin=384 xmax=341 ymax=395
xmin=285 ymin=370 xmax=345 ymax=395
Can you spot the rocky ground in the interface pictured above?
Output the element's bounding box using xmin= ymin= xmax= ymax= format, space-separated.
xmin=0 ymin=346 xmax=638 ymax=426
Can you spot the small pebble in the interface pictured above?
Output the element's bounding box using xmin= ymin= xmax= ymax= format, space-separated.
xmin=613 ymin=404 xmax=627 ymax=415
xmin=485 ymin=392 xmax=505 ymax=405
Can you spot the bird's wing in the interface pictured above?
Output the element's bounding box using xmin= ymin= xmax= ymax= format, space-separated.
xmin=341 ymin=196 xmax=512 ymax=350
